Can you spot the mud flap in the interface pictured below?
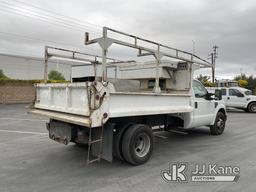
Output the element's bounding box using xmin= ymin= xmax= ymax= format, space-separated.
xmin=48 ymin=121 xmax=72 ymax=145
xmin=91 ymin=123 xmax=115 ymax=162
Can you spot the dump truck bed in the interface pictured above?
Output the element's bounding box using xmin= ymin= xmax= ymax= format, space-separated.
xmin=31 ymin=82 xmax=193 ymax=127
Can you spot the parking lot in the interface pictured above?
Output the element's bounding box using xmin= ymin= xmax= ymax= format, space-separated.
xmin=0 ymin=104 xmax=255 ymax=192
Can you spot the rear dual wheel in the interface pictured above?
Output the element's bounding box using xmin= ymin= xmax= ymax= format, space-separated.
xmin=114 ymin=124 xmax=153 ymax=165
xmin=113 ymin=124 xmax=130 ymax=161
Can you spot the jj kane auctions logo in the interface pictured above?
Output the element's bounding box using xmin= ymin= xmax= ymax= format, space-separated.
xmin=161 ymin=162 xmax=240 ymax=183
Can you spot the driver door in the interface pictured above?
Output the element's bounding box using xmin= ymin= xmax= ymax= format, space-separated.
xmin=192 ymin=80 xmax=215 ymax=127
xmin=226 ymin=88 xmax=246 ymax=108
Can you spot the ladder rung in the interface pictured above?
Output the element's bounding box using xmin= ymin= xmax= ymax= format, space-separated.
xmin=87 ymin=124 xmax=104 ymax=165
xmin=87 ymin=158 xmax=101 ymax=164
xmin=90 ymin=139 xmax=102 ymax=144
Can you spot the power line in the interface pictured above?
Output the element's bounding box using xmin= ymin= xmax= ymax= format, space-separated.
xmin=9 ymin=0 xmax=102 ymax=30
xmin=0 ymin=0 xmax=102 ymax=32
xmin=0 ymin=31 xmax=84 ymax=49
xmin=0 ymin=32 xmax=98 ymax=61
xmin=0 ymin=1 xmax=105 ymax=59
xmin=0 ymin=32 xmax=101 ymax=63
xmin=0 ymin=7 xmax=99 ymax=35
xmin=0 ymin=6 xmax=87 ymax=33
xmin=0 ymin=1 xmax=101 ymax=35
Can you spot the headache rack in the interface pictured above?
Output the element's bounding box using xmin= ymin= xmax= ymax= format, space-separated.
xmin=43 ymin=45 xmax=131 ymax=83
xmin=84 ymin=27 xmax=212 ymax=93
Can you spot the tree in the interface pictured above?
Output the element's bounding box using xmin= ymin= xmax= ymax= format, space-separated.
xmin=234 ymin=73 xmax=247 ymax=81
xmin=234 ymin=73 xmax=256 ymax=93
xmin=238 ymin=79 xmax=248 ymax=88
xmin=196 ymin=74 xmax=214 ymax=87
xmin=0 ymin=69 xmax=8 ymax=79
xmin=197 ymin=74 xmax=210 ymax=83
xmin=48 ymin=70 xmax=65 ymax=81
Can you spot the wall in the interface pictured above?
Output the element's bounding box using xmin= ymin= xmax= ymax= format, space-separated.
xmin=0 ymin=84 xmax=35 ymax=104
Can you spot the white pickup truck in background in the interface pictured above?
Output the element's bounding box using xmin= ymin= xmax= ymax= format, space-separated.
xmin=207 ymin=87 xmax=256 ymax=113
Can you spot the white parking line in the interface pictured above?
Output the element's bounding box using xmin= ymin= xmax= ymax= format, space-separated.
xmin=154 ymin=134 xmax=168 ymax=139
xmin=0 ymin=117 xmax=46 ymax=122
xmin=0 ymin=129 xmax=48 ymax=135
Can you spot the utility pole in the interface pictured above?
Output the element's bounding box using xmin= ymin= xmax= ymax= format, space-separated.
xmin=211 ymin=45 xmax=219 ymax=83
xmin=192 ymin=40 xmax=196 ymax=56
xmin=191 ymin=40 xmax=196 ymax=63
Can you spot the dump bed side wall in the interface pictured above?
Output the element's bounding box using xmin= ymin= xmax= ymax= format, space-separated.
xmin=109 ymin=92 xmax=193 ymax=118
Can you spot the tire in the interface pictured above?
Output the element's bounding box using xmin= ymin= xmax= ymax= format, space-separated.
xmin=248 ymin=102 xmax=256 ymax=113
xmin=113 ymin=124 xmax=131 ymax=161
xmin=122 ymin=124 xmax=153 ymax=165
xmin=210 ymin=112 xmax=226 ymax=135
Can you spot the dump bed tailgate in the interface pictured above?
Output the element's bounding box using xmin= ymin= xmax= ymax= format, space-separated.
xmin=29 ymin=109 xmax=91 ymax=127
xmin=34 ymin=83 xmax=90 ymax=116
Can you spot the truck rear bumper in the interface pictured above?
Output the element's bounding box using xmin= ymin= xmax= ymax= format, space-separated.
xmin=29 ymin=109 xmax=91 ymax=127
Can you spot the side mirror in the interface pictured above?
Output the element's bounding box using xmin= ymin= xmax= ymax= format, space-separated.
xmin=205 ymin=92 xmax=215 ymax=100
xmin=215 ymin=89 xmax=222 ymax=100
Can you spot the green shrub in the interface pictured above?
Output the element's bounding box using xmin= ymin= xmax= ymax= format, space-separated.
xmin=48 ymin=70 xmax=65 ymax=81
xmin=0 ymin=69 xmax=9 ymax=79
xmin=0 ymin=78 xmax=69 ymax=85
xmin=0 ymin=79 xmax=41 ymax=85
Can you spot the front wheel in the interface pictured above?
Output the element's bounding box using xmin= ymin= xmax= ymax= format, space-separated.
xmin=248 ymin=102 xmax=256 ymax=113
xmin=122 ymin=124 xmax=153 ymax=165
xmin=210 ymin=112 xmax=226 ymax=135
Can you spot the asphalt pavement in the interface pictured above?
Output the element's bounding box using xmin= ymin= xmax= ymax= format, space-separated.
xmin=0 ymin=104 xmax=255 ymax=192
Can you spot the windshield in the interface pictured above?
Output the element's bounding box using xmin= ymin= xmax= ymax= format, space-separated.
xmin=193 ymin=80 xmax=208 ymax=98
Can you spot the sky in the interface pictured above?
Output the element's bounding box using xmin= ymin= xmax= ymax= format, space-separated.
xmin=0 ymin=0 xmax=256 ymax=79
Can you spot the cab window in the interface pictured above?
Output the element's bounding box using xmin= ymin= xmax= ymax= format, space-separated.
xmin=221 ymin=89 xmax=227 ymax=96
xmin=193 ymin=80 xmax=208 ymax=98
xmin=229 ymin=89 xmax=243 ymax=97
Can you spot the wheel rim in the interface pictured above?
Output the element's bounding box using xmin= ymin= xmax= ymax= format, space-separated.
xmin=216 ymin=117 xmax=225 ymax=131
xmin=251 ymin=104 xmax=256 ymax=112
xmin=134 ymin=133 xmax=150 ymax=158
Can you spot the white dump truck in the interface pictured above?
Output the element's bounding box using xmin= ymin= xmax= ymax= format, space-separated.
xmin=207 ymin=87 xmax=256 ymax=113
xmin=30 ymin=27 xmax=227 ymax=165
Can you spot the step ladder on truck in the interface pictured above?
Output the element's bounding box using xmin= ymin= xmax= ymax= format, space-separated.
xmin=30 ymin=27 xmax=227 ymax=165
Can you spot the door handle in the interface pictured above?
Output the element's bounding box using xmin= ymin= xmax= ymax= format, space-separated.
xmin=227 ymin=97 xmax=230 ymax=100
xmin=195 ymin=102 xmax=198 ymax=109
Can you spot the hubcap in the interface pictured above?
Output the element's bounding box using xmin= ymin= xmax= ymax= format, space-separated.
xmin=251 ymin=104 xmax=256 ymax=112
xmin=134 ymin=133 xmax=150 ymax=158
xmin=217 ymin=118 xmax=224 ymax=130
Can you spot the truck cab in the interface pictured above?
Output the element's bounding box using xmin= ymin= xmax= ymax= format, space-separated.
xmin=191 ymin=80 xmax=226 ymax=128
